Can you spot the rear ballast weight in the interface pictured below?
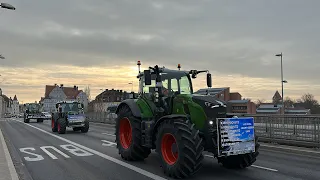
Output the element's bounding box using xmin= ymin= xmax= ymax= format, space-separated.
xmin=114 ymin=61 xmax=260 ymax=179
xmin=51 ymin=101 xmax=89 ymax=134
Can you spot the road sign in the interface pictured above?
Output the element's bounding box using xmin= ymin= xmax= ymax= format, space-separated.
xmin=217 ymin=117 xmax=255 ymax=157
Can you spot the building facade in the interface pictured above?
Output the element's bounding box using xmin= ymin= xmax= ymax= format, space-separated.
xmin=195 ymin=87 xmax=256 ymax=114
xmin=12 ymin=95 xmax=19 ymax=116
xmin=256 ymin=91 xmax=311 ymax=114
xmin=40 ymin=84 xmax=89 ymax=113
xmin=89 ymin=89 xmax=131 ymax=112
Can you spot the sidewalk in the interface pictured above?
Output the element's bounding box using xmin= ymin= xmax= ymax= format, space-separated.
xmin=0 ymin=128 xmax=19 ymax=180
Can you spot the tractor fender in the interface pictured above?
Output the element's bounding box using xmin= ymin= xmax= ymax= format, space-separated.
xmin=153 ymin=114 xmax=189 ymax=137
xmin=115 ymin=99 xmax=141 ymax=118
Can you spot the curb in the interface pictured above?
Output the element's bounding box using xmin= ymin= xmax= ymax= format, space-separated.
xmin=0 ymin=128 xmax=19 ymax=180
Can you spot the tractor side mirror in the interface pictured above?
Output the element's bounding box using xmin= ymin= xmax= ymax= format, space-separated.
xmin=144 ymin=70 xmax=152 ymax=85
xmin=207 ymin=73 xmax=212 ymax=88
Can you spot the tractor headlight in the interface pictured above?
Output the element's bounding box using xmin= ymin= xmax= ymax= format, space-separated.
xmin=209 ymin=121 xmax=214 ymax=125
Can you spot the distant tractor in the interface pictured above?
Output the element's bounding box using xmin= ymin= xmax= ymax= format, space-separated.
xmin=114 ymin=62 xmax=260 ymax=178
xmin=24 ymin=103 xmax=46 ymax=123
xmin=51 ymin=101 xmax=89 ymax=134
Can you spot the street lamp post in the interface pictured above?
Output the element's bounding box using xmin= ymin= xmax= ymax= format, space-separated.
xmin=0 ymin=2 xmax=16 ymax=10
xmin=275 ymin=52 xmax=288 ymax=114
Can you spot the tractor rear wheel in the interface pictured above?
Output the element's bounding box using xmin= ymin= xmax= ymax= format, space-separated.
xmin=218 ymin=136 xmax=260 ymax=169
xmin=155 ymin=118 xmax=204 ymax=179
xmin=115 ymin=105 xmax=151 ymax=161
xmin=57 ymin=118 xmax=67 ymax=134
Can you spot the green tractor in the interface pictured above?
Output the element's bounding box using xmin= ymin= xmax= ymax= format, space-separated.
xmin=115 ymin=62 xmax=259 ymax=178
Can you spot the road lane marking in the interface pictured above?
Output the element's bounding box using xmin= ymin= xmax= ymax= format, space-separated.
xmin=204 ymin=155 xmax=278 ymax=172
xmin=250 ymin=165 xmax=278 ymax=172
xmin=0 ymin=128 xmax=19 ymax=180
xmin=20 ymin=147 xmax=45 ymax=161
xmin=40 ymin=146 xmax=71 ymax=159
xmin=14 ymin=119 xmax=167 ymax=180
xmin=102 ymin=132 xmax=116 ymax=136
xmin=102 ymin=140 xmax=117 ymax=147
xmin=60 ymin=144 xmax=94 ymax=157
xmin=261 ymin=144 xmax=320 ymax=154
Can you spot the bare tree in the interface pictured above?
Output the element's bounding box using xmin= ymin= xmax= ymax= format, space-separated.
xmin=84 ymin=86 xmax=91 ymax=102
xmin=255 ymin=99 xmax=265 ymax=106
xmin=284 ymin=96 xmax=295 ymax=108
xmin=296 ymin=93 xmax=320 ymax=114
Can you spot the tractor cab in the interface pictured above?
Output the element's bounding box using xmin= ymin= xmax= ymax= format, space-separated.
xmin=136 ymin=62 xmax=212 ymax=117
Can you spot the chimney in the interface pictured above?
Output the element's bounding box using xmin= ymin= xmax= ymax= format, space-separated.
xmin=54 ymin=83 xmax=57 ymax=86
xmin=112 ymin=88 xmax=114 ymax=91
xmin=105 ymin=89 xmax=108 ymax=91
xmin=74 ymin=85 xmax=77 ymax=90
xmin=60 ymin=84 xmax=63 ymax=88
xmin=120 ymin=90 xmax=122 ymax=93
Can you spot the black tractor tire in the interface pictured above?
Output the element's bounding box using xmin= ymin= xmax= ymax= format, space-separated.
xmin=115 ymin=105 xmax=151 ymax=161
xmin=155 ymin=118 xmax=204 ymax=179
xmin=37 ymin=119 xmax=43 ymax=123
xmin=81 ymin=120 xmax=89 ymax=133
xmin=73 ymin=127 xmax=81 ymax=131
xmin=24 ymin=118 xmax=30 ymax=123
xmin=218 ymin=136 xmax=260 ymax=169
xmin=51 ymin=118 xmax=57 ymax=132
xmin=57 ymin=118 xmax=67 ymax=134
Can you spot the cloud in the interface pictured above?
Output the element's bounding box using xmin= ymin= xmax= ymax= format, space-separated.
xmin=0 ymin=0 xmax=319 ymax=102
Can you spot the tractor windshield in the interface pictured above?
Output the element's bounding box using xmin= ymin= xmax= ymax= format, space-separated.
xmin=140 ymin=69 xmax=193 ymax=95
xmin=59 ymin=103 xmax=83 ymax=113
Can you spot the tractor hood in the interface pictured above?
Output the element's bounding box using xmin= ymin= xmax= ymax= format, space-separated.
xmin=191 ymin=94 xmax=227 ymax=119
xmin=191 ymin=94 xmax=227 ymax=108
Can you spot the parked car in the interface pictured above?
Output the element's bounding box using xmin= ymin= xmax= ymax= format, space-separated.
xmin=42 ymin=112 xmax=52 ymax=120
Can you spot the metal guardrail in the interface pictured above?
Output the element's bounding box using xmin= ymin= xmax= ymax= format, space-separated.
xmin=86 ymin=112 xmax=320 ymax=148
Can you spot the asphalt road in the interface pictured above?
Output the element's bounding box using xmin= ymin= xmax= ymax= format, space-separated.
xmin=1 ymin=117 xmax=320 ymax=180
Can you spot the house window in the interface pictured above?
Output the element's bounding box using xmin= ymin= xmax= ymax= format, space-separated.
xmin=232 ymin=106 xmax=247 ymax=110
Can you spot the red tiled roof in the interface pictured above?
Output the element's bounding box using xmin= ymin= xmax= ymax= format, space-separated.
xmin=45 ymin=85 xmax=82 ymax=99
xmin=45 ymin=85 xmax=57 ymax=98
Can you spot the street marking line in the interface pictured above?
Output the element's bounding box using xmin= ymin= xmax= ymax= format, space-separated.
xmin=13 ymin=119 xmax=167 ymax=180
xmin=261 ymin=144 xmax=320 ymax=154
xmin=251 ymin=165 xmax=278 ymax=172
xmin=102 ymin=140 xmax=117 ymax=147
xmin=0 ymin=128 xmax=19 ymax=180
xmin=102 ymin=133 xmax=116 ymax=137
xmin=204 ymin=155 xmax=278 ymax=172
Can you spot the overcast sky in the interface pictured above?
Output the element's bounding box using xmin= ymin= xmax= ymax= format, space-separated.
xmin=0 ymin=0 xmax=319 ymax=103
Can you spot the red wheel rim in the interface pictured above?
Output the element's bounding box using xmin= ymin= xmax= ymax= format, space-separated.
xmin=161 ymin=133 xmax=178 ymax=165
xmin=58 ymin=123 xmax=61 ymax=132
xmin=119 ymin=117 xmax=132 ymax=149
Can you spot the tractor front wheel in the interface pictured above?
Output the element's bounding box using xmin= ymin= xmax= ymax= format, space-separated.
xmin=57 ymin=118 xmax=67 ymax=134
xmin=115 ymin=105 xmax=151 ymax=161
xmin=156 ymin=119 xmax=204 ymax=179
